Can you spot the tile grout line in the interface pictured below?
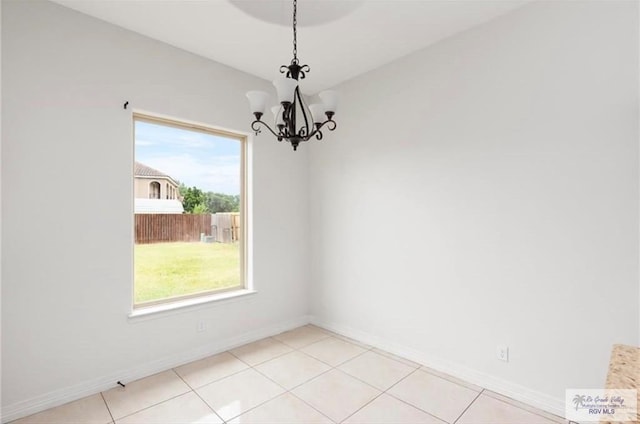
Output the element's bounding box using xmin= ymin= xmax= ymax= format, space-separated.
xmin=382 ymin=392 xmax=448 ymax=424
xmin=287 ymin=389 xmax=340 ymax=423
xmin=332 ymin=365 xmax=391 ymax=393
xmin=110 ymin=390 xmax=192 ymax=422
xmin=183 ymin=361 xmax=252 ymax=391
xmin=179 ymin=360 xmax=280 ymax=423
xmin=108 ymin=370 xmax=193 ymax=421
xmin=251 ymin=342 xmax=340 ymax=423
xmin=380 ymin=366 xmax=421 ymax=393
xmin=370 ymin=348 xmax=423 ymax=369
xmin=274 ymin=333 xmax=333 ymax=350
xmin=316 ymin=324 xmax=566 ymax=422
xmin=381 ymin=368 xmax=457 ymax=423
xmin=227 ymin=338 xmax=295 ymax=368
xmin=418 ymin=366 xmax=484 ymax=393
xmin=338 ymin=365 xmax=437 ymax=424
xmin=292 ymin=339 xmax=387 ymax=397
xmin=337 ymin=360 xmax=423 ymax=423
xmin=297 ymin=337 xmax=374 ymax=369
xmin=222 ymin=354 xmax=335 ymax=423
xmin=99 ymin=392 xmax=116 ymax=424
xmin=287 ymin=359 xmax=356 ymax=424
xmin=175 ymin=334 xmax=331 ymax=423
xmin=172 ymin=367 xmax=226 ymax=424
xmin=337 ymin=389 xmax=385 ymax=424
xmin=452 ymin=388 xmax=484 ymax=424
xmin=19 ymin=326 xmax=563 ymax=424
xmin=288 ymin=333 xmax=450 ymax=423
xmin=335 ymin=349 xmax=421 ymax=387
xmin=298 ymin=331 xmax=373 ymax=350
xmin=194 ymin=332 xmax=335 ymax=423
xmin=252 ymin=354 xmax=334 ymax=392
xmin=282 ymin=332 xmax=381 ymax=423
xmin=482 ymin=391 xmax=565 ymax=424
xmin=330 ymin=336 xmax=375 ymax=351
xmin=237 ymin=362 xmax=338 ymax=424
xmin=194 ymin=379 xmax=277 ymax=423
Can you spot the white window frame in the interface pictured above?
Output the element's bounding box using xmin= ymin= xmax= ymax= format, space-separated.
xmin=131 ymin=112 xmax=250 ymax=315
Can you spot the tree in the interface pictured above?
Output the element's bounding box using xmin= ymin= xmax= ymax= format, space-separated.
xmin=181 ymin=186 xmax=206 ymax=213
xmin=179 ymin=183 xmax=240 ymax=214
xmin=206 ymin=192 xmax=240 ymax=213
xmin=192 ymin=203 xmax=210 ymax=214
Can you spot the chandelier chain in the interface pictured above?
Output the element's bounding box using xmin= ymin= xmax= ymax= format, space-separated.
xmin=292 ymin=0 xmax=297 ymax=62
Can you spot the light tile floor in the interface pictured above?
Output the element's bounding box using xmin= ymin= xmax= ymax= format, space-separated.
xmin=11 ymin=325 xmax=568 ymax=424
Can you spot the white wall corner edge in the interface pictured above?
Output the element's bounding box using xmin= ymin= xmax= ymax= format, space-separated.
xmin=309 ymin=316 xmax=566 ymax=420
xmin=0 ymin=315 xmax=312 ymax=424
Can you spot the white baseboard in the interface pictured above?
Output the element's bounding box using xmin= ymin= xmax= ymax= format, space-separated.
xmin=1 ymin=315 xmax=311 ymax=423
xmin=310 ymin=316 xmax=566 ymax=419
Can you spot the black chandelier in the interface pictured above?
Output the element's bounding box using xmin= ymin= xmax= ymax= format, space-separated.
xmin=246 ymin=0 xmax=338 ymax=151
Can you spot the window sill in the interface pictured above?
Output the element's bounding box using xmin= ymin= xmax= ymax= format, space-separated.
xmin=128 ymin=289 xmax=257 ymax=322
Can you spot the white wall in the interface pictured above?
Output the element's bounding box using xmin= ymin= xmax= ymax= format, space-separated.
xmin=1 ymin=0 xmax=310 ymax=420
xmin=0 ymin=0 xmax=3 ymax=414
xmin=3 ymin=0 xmax=639 ymax=420
xmin=309 ymin=0 xmax=639 ymax=414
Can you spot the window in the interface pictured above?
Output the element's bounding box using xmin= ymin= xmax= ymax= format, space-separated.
xmin=149 ymin=181 xmax=161 ymax=199
xmin=133 ymin=113 xmax=246 ymax=308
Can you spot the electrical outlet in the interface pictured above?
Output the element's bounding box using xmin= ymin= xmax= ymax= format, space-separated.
xmin=196 ymin=321 xmax=207 ymax=332
xmin=496 ymin=345 xmax=509 ymax=362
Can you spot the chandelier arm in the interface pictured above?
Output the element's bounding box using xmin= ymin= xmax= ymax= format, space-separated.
xmin=323 ymin=120 xmax=337 ymax=131
xmin=302 ymin=117 xmax=332 ymax=140
xmin=302 ymin=125 xmax=317 ymax=140
xmin=303 ymin=119 xmax=335 ymax=141
xmin=251 ymin=120 xmax=283 ymax=140
xmin=295 ymin=87 xmax=311 ymax=137
xmin=309 ymin=119 xmax=337 ymax=137
xmin=284 ymin=102 xmax=296 ymax=138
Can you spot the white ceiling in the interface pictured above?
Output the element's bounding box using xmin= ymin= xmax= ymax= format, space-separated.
xmin=51 ymin=0 xmax=528 ymax=94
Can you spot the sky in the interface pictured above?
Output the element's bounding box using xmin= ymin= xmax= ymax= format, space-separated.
xmin=135 ymin=120 xmax=241 ymax=195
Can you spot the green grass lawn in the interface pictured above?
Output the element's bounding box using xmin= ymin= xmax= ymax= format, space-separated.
xmin=134 ymin=242 xmax=240 ymax=305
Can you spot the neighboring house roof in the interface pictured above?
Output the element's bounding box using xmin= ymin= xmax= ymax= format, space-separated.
xmin=134 ymin=161 xmax=179 ymax=186
xmin=135 ymin=161 xmax=169 ymax=178
xmin=135 ymin=199 xmax=184 ymax=214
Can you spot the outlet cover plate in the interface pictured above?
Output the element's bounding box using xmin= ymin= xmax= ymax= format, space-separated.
xmin=496 ymin=345 xmax=509 ymax=362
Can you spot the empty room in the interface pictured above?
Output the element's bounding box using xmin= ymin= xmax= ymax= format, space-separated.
xmin=1 ymin=0 xmax=639 ymax=423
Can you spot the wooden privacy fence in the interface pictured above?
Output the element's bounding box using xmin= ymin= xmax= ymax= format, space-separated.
xmin=211 ymin=213 xmax=240 ymax=243
xmin=135 ymin=214 xmax=211 ymax=244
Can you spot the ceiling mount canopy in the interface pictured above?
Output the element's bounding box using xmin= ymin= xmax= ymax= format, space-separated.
xmin=245 ymin=0 xmax=338 ymax=151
